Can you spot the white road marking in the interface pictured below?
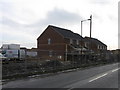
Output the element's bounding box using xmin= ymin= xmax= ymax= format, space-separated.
xmin=66 ymin=65 xmax=120 ymax=88
xmin=67 ymin=87 xmax=73 ymax=90
xmin=89 ymin=67 xmax=120 ymax=83
xmin=89 ymin=73 xmax=108 ymax=82
xmin=112 ymin=68 xmax=120 ymax=72
xmin=113 ymin=63 xmax=117 ymax=65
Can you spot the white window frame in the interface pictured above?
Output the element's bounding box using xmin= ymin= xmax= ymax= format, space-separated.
xmin=49 ymin=51 xmax=52 ymax=57
xmin=48 ymin=38 xmax=51 ymax=45
xmin=70 ymin=39 xmax=73 ymax=44
xmin=97 ymin=45 xmax=99 ymax=49
xmin=85 ymin=42 xmax=88 ymax=47
xmin=58 ymin=55 xmax=62 ymax=59
xmin=76 ymin=40 xmax=79 ymax=45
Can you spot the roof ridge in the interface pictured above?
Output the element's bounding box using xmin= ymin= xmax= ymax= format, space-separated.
xmin=49 ymin=25 xmax=73 ymax=32
xmin=49 ymin=25 xmax=83 ymax=40
xmin=84 ymin=37 xmax=106 ymax=46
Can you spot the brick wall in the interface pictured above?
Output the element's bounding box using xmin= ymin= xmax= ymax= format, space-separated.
xmin=37 ymin=27 xmax=66 ymax=60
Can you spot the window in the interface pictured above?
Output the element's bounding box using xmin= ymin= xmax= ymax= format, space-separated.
xmin=76 ymin=40 xmax=79 ymax=45
xmin=70 ymin=39 xmax=73 ymax=44
xmin=85 ymin=42 xmax=88 ymax=47
xmin=102 ymin=46 xmax=104 ymax=49
xmin=58 ymin=55 xmax=62 ymax=59
xmin=97 ymin=45 xmax=99 ymax=49
xmin=104 ymin=46 xmax=106 ymax=50
xmin=48 ymin=38 xmax=51 ymax=45
xmin=49 ymin=51 xmax=52 ymax=57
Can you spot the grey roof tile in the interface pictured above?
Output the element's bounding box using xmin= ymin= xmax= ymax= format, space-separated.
xmin=49 ymin=25 xmax=83 ymax=40
xmin=84 ymin=37 xmax=107 ymax=46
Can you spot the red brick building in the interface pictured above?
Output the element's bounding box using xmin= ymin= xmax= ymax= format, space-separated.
xmin=84 ymin=37 xmax=107 ymax=54
xmin=37 ymin=25 xmax=84 ymax=61
xmin=37 ymin=25 xmax=107 ymax=61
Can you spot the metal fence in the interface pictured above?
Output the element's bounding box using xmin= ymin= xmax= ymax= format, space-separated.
xmin=2 ymin=52 xmax=119 ymax=80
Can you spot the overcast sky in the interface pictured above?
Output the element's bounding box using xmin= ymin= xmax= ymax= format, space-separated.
xmin=0 ymin=0 xmax=119 ymax=50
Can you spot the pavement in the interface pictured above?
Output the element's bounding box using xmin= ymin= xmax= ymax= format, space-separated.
xmin=2 ymin=63 xmax=119 ymax=89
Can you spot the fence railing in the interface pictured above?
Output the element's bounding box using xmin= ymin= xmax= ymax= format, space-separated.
xmin=2 ymin=52 xmax=119 ymax=80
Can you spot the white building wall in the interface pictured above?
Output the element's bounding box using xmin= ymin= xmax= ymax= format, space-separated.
xmin=2 ymin=44 xmax=20 ymax=50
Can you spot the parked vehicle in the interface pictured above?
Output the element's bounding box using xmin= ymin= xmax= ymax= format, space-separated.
xmin=2 ymin=49 xmax=26 ymax=60
xmin=0 ymin=53 xmax=9 ymax=63
xmin=0 ymin=53 xmax=7 ymax=60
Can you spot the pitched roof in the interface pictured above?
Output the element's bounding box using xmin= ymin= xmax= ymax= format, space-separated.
xmin=49 ymin=25 xmax=83 ymax=40
xmin=84 ymin=37 xmax=107 ymax=46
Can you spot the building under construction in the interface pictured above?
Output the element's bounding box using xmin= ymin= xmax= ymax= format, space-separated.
xmin=37 ymin=25 xmax=107 ymax=62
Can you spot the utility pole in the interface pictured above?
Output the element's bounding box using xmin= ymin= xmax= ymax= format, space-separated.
xmin=89 ymin=15 xmax=92 ymax=53
xmin=90 ymin=15 xmax=92 ymax=38
xmin=65 ymin=44 xmax=67 ymax=61
xmin=81 ymin=21 xmax=83 ymax=37
xmin=81 ymin=21 xmax=83 ymax=64
xmin=89 ymin=15 xmax=92 ymax=63
xmin=81 ymin=15 xmax=92 ymax=64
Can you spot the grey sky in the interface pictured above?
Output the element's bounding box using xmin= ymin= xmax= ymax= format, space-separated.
xmin=28 ymin=8 xmax=82 ymax=27
xmin=42 ymin=8 xmax=82 ymax=25
xmin=0 ymin=0 xmax=118 ymax=49
xmin=90 ymin=0 xmax=111 ymax=5
xmin=118 ymin=1 xmax=120 ymax=49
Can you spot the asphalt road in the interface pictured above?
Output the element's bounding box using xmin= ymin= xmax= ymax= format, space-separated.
xmin=2 ymin=63 xmax=119 ymax=89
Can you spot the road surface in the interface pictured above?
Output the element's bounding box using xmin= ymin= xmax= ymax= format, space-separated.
xmin=2 ymin=63 xmax=119 ymax=89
